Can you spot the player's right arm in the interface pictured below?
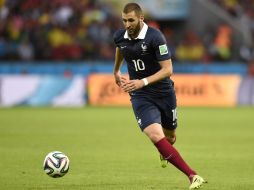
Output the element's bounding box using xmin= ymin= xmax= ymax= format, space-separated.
xmin=113 ymin=47 xmax=124 ymax=87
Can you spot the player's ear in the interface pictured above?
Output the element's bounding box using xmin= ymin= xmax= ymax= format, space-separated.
xmin=140 ymin=14 xmax=144 ymax=22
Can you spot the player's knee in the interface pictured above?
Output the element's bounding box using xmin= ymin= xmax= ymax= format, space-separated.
xmin=148 ymin=133 xmax=164 ymax=143
xmin=143 ymin=123 xmax=165 ymax=143
xmin=145 ymin=131 xmax=165 ymax=143
xmin=167 ymin=136 xmax=176 ymax=145
xmin=163 ymin=129 xmax=176 ymax=145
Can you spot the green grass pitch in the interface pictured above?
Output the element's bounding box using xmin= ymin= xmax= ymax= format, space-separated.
xmin=0 ymin=106 xmax=254 ymax=190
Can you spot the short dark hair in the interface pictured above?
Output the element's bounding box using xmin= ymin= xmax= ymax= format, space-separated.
xmin=123 ymin=3 xmax=143 ymax=16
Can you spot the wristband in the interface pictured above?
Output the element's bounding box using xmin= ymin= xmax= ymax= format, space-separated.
xmin=142 ymin=78 xmax=149 ymax=86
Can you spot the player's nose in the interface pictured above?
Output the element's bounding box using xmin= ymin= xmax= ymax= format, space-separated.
xmin=125 ymin=21 xmax=131 ymax=28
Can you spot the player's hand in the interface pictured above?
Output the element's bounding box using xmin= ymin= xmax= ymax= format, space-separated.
xmin=121 ymin=78 xmax=144 ymax=92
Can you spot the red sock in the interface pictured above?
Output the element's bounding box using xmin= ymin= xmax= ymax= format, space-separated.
xmin=155 ymin=137 xmax=196 ymax=180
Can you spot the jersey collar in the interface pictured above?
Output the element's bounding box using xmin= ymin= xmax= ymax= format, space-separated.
xmin=124 ymin=22 xmax=148 ymax=40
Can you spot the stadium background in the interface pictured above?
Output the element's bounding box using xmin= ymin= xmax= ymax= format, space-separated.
xmin=0 ymin=0 xmax=254 ymax=107
xmin=0 ymin=1 xmax=254 ymax=190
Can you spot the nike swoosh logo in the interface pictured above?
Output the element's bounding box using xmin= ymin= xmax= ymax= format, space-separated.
xmin=164 ymin=154 xmax=173 ymax=160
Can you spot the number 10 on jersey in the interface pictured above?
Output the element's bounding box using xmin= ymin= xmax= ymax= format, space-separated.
xmin=132 ymin=59 xmax=145 ymax=71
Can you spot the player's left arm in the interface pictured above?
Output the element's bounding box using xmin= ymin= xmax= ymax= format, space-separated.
xmin=145 ymin=58 xmax=173 ymax=84
xmin=121 ymin=59 xmax=172 ymax=93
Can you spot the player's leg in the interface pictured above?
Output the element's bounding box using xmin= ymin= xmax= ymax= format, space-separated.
xmin=131 ymin=97 xmax=206 ymax=188
xmin=144 ymin=124 xmax=207 ymax=189
xmin=158 ymin=93 xmax=178 ymax=167
xmin=163 ymin=128 xmax=176 ymax=145
xmin=131 ymin=97 xmax=169 ymax=167
xmin=143 ymin=123 xmax=197 ymax=181
xmin=153 ymin=94 xmax=206 ymax=188
xmin=143 ymin=123 xmax=165 ymax=143
xmin=160 ymin=128 xmax=176 ymax=168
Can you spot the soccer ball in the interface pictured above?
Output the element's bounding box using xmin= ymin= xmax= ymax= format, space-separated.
xmin=43 ymin=151 xmax=70 ymax=178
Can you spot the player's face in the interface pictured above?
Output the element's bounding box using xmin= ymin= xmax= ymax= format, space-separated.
xmin=122 ymin=11 xmax=144 ymax=38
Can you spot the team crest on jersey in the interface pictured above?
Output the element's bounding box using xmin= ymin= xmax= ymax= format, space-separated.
xmin=141 ymin=42 xmax=148 ymax=55
xmin=159 ymin=44 xmax=168 ymax=55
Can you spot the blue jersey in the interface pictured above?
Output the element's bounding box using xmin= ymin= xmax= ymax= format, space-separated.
xmin=113 ymin=23 xmax=174 ymax=97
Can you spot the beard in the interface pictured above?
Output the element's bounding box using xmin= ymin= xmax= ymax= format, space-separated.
xmin=127 ymin=21 xmax=142 ymax=39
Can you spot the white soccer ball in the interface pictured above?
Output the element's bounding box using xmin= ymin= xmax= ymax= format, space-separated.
xmin=43 ymin=151 xmax=70 ymax=178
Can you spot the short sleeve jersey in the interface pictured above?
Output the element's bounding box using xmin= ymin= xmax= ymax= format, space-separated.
xmin=113 ymin=23 xmax=174 ymax=97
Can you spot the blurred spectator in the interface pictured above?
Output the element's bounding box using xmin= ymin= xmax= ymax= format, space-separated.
xmin=248 ymin=59 xmax=254 ymax=76
xmin=212 ymin=0 xmax=254 ymax=62
xmin=209 ymin=24 xmax=233 ymax=61
xmin=0 ymin=0 xmax=8 ymax=19
xmin=17 ymin=37 xmax=34 ymax=60
xmin=218 ymin=0 xmax=241 ymax=17
xmin=0 ymin=37 xmax=6 ymax=58
xmin=147 ymin=20 xmax=160 ymax=30
xmin=48 ymin=27 xmax=73 ymax=48
xmin=161 ymin=27 xmax=176 ymax=60
xmin=175 ymin=30 xmax=206 ymax=62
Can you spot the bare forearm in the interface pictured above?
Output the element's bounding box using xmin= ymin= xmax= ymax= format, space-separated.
xmin=114 ymin=47 xmax=124 ymax=74
xmin=145 ymin=59 xmax=173 ymax=85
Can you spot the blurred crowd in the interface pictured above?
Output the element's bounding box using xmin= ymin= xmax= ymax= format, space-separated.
xmin=211 ymin=0 xmax=254 ymax=62
xmin=212 ymin=0 xmax=254 ymax=18
xmin=0 ymin=0 xmax=253 ymax=63
xmin=0 ymin=0 xmax=121 ymax=61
